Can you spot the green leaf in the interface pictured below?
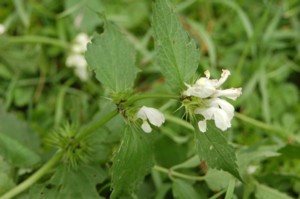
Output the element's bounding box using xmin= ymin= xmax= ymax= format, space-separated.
xmin=155 ymin=183 xmax=172 ymax=199
xmin=224 ymin=178 xmax=235 ymax=199
xmin=255 ymin=183 xmax=293 ymax=199
xmin=0 ymin=173 xmax=15 ymax=195
xmin=154 ymin=136 xmax=187 ymax=168
xmin=204 ymin=169 xmax=232 ymax=191
xmin=171 ymin=155 xmax=200 ymax=170
xmin=0 ymin=106 xmax=40 ymax=167
xmin=278 ymin=144 xmax=300 ymax=159
xmin=65 ymin=0 xmax=104 ymax=33
xmin=86 ymin=21 xmax=139 ymax=93
xmin=111 ymin=126 xmax=155 ymax=198
xmin=0 ymin=134 xmax=40 ymax=168
xmin=0 ymin=156 xmax=15 ymax=195
xmin=29 ymin=164 xmax=107 ymax=199
xmin=195 ymin=122 xmax=242 ymax=181
xmin=152 ymin=0 xmax=199 ymax=91
xmin=172 ymin=179 xmax=200 ymax=199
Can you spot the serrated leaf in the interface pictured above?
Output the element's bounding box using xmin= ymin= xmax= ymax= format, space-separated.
xmin=172 ymin=179 xmax=200 ymax=199
xmin=255 ymin=183 xmax=293 ymax=199
xmin=111 ymin=126 xmax=155 ymax=198
xmin=152 ymin=0 xmax=199 ymax=91
xmin=86 ymin=21 xmax=139 ymax=93
xmin=0 ymin=106 xmax=40 ymax=167
xmin=29 ymin=163 xmax=107 ymax=199
xmin=195 ymin=122 xmax=242 ymax=181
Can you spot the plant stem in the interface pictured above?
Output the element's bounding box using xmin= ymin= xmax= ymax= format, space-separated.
xmin=8 ymin=36 xmax=68 ymax=48
xmin=74 ymin=109 xmax=119 ymax=142
xmin=0 ymin=151 xmax=63 ymax=199
xmin=209 ymin=189 xmax=226 ymax=199
xmin=234 ymin=112 xmax=290 ymax=140
xmin=153 ymin=165 xmax=205 ymax=181
xmin=164 ymin=114 xmax=194 ymax=131
xmin=125 ymin=94 xmax=179 ymax=106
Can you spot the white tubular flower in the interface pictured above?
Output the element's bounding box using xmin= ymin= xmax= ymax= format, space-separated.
xmin=0 ymin=24 xmax=6 ymax=34
xmin=66 ymin=54 xmax=87 ymax=69
xmin=183 ymin=69 xmax=242 ymax=133
xmin=66 ymin=33 xmax=90 ymax=81
xmin=72 ymin=33 xmax=90 ymax=53
xmin=136 ymin=106 xmax=165 ymax=133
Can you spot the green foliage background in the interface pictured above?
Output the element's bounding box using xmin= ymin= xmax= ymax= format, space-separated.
xmin=0 ymin=0 xmax=300 ymax=198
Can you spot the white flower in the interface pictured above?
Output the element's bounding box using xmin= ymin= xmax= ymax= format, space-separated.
xmin=74 ymin=64 xmax=89 ymax=81
xmin=136 ymin=106 xmax=165 ymax=133
xmin=0 ymin=24 xmax=6 ymax=35
xmin=66 ymin=54 xmax=87 ymax=69
xmin=183 ymin=69 xmax=242 ymax=133
xmin=72 ymin=33 xmax=90 ymax=53
xmin=66 ymin=33 xmax=90 ymax=81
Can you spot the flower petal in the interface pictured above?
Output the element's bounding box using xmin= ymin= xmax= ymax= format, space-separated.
xmin=66 ymin=54 xmax=87 ymax=68
xmin=214 ymin=69 xmax=231 ymax=88
xmin=213 ymin=88 xmax=242 ymax=100
xmin=73 ymin=33 xmax=90 ymax=53
xmin=137 ymin=106 xmax=165 ymax=127
xmin=204 ymin=70 xmax=210 ymax=78
xmin=141 ymin=121 xmax=152 ymax=133
xmin=74 ymin=67 xmax=89 ymax=81
xmin=208 ymin=98 xmax=234 ymax=120
xmin=0 ymin=24 xmax=6 ymax=35
xmin=186 ymin=78 xmax=216 ymax=98
xmin=144 ymin=108 xmax=165 ymax=127
xmin=198 ymin=120 xmax=207 ymax=133
xmin=136 ymin=106 xmax=148 ymax=120
xmin=213 ymin=108 xmax=231 ymax=131
xmin=195 ymin=107 xmax=215 ymax=120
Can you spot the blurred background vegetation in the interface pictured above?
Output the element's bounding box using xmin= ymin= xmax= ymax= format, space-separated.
xmin=0 ymin=0 xmax=300 ymax=198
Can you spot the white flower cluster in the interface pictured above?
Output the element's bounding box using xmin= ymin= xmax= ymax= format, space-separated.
xmin=183 ymin=69 xmax=242 ymax=133
xmin=66 ymin=33 xmax=90 ymax=81
xmin=136 ymin=106 xmax=165 ymax=133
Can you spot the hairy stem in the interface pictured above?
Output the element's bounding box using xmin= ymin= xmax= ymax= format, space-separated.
xmin=125 ymin=94 xmax=179 ymax=106
xmin=8 ymin=36 xmax=68 ymax=48
xmin=153 ymin=165 xmax=205 ymax=181
xmin=74 ymin=109 xmax=119 ymax=142
xmin=235 ymin=112 xmax=291 ymax=141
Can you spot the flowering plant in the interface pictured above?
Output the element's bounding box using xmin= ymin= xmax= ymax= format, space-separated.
xmin=1 ymin=0 xmax=297 ymax=199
